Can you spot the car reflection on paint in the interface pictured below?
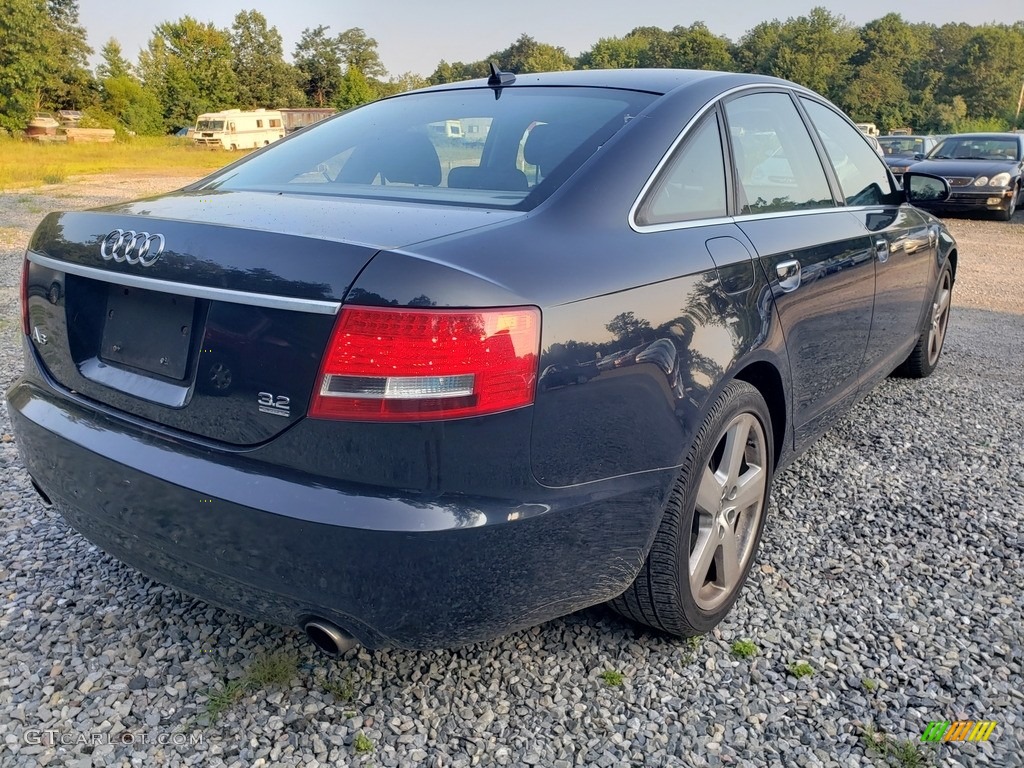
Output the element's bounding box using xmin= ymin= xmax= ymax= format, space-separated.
xmin=538 ymin=361 xmax=600 ymax=391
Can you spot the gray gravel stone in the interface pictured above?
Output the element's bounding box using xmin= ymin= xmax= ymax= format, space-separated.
xmin=1 ymin=179 xmax=1023 ymax=768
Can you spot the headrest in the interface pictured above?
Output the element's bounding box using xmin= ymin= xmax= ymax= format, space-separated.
xmin=523 ymin=123 xmax=580 ymax=176
xmin=381 ymin=131 xmax=441 ymax=186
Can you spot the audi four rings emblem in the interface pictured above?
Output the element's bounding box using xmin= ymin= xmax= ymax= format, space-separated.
xmin=100 ymin=229 xmax=166 ymax=267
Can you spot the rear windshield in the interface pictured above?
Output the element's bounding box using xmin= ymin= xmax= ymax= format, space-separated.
xmin=879 ymin=137 xmax=926 ymax=156
xmin=197 ymin=86 xmax=657 ymax=209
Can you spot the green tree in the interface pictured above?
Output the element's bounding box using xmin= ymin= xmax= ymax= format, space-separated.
xmin=230 ymin=10 xmax=304 ymax=107
xmin=0 ymin=0 xmax=54 ymax=130
xmin=96 ymin=38 xmax=132 ymax=80
xmin=637 ymin=26 xmax=680 ymax=68
xmin=737 ymin=8 xmax=861 ymax=101
xmin=337 ymin=27 xmax=387 ymax=80
xmin=489 ymin=34 xmax=574 ymax=72
xmin=427 ymin=59 xmax=489 ymax=85
xmin=100 ymin=75 xmax=164 ymax=135
xmin=138 ymin=16 xmax=238 ymax=130
xmin=672 ymin=23 xmax=736 ymax=70
xmin=942 ymin=25 xmax=1024 ymax=122
xmin=40 ymin=0 xmax=95 ymax=109
xmin=294 ymin=25 xmax=343 ymax=106
xmin=335 ymin=65 xmax=375 ymax=110
xmin=577 ymin=35 xmax=649 ymax=69
xmin=735 ymin=19 xmax=784 ymax=74
xmin=843 ymin=14 xmax=922 ymax=130
xmin=375 ymin=71 xmax=429 ymax=98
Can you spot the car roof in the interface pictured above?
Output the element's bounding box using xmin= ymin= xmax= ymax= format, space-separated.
xmin=942 ymin=133 xmax=1022 ymax=140
xmin=417 ymin=68 xmax=799 ymax=96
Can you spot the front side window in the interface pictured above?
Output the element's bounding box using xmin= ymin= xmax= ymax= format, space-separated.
xmin=801 ymin=99 xmax=899 ymax=206
xmin=199 ymin=87 xmax=656 ymax=210
xmin=724 ymin=92 xmax=834 ymax=214
xmin=638 ymin=113 xmax=727 ymax=225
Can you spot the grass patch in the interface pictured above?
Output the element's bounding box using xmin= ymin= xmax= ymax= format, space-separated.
xmin=0 ymin=135 xmax=229 ymax=190
xmin=353 ymin=732 xmax=374 ymax=754
xmin=204 ymin=679 xmax=248 ymax=722
xmin=202 ymin=651 xmax=298 ymax=722
xmin=787 ymin=661 xmax=814 ymax=679
xmin=41 ymin=166 xmax=67 ymax=185
xmin=599 ymin=669 xmax=624 ymax=687
xmin=682 ymin=636 xmax=703 ymax=662
xmin=247 ymin=652 xmax=298 ymax=688
xmin=863 ymin=724 xmax=936 ymax=768
xmin=731 ymin=639 xmax=758 ymax=659
xmin=318 ymin=671 xmax=356 ymax=701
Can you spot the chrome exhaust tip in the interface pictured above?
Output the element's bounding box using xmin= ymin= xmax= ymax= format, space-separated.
xmin=303 ymin=619 xmax=357 ymax=656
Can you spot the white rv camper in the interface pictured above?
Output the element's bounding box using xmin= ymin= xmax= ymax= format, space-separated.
xmin=192 ymin=109 xmax=285 ymax=150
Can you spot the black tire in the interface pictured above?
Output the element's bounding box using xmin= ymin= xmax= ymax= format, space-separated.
xmin=893 ymin=262 xmax=953 ymax=378
xmin=610 ymin=380 xmax=774 ymax=637
xmin=997 ymin=190 xmax=1016 ymax=222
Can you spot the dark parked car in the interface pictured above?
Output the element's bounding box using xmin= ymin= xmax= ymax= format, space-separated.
xmin=7 ymin=69 xmax=957 ymax=653
xmin=878 ymin=135 xmax=938 ymax=179
xmin=907 ymin=132 xmax=1024 ymax=220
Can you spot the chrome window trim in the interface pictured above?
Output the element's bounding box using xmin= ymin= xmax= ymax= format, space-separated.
xmin=26 ymin=251 xmax=342 ymax=315
xmin=635 ymin=203 xmax=870 ymax=234
xmin=630 ymin=82 xmax=835 ymax=234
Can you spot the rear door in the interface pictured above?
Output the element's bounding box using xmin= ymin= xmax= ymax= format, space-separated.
xmin=724 ymin=90 xmax=876 ymax=449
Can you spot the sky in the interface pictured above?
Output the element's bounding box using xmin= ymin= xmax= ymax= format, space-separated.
xmin=78 ymin=0 xmax=1015 ymax=77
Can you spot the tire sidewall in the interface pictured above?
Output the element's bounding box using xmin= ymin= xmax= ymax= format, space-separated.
xmin=671 ymin=382 xmax=775 ymax=633
xmin=923 ymin=262 xmax=954 ymax=373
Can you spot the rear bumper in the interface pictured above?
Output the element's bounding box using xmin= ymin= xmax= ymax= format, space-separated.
xmin=6 ymin=369 xmax=669 ymax=649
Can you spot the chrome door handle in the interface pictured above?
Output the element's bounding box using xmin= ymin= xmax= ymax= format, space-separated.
xmin=776 ymin=260 xmax=801 ymax=292
xmin=875 ymin=238 xmax=890 ymax=263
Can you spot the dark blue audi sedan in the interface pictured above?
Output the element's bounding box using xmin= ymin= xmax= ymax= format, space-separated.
xmin=7 ymin=69 xmax=957 ymax=654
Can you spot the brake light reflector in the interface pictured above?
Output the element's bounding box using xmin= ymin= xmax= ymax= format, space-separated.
xmin=309 ymin=305 xmax=541 ymax=421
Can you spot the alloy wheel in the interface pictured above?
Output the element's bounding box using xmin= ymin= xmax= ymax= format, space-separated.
xmin=689 ymin=412 xmax=768 ymax=611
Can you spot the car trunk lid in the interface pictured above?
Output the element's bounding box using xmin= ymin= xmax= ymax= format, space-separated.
xmin=24 ymin=191 xmax=518 ymax=445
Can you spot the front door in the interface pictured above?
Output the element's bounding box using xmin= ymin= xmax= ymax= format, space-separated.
xmin=724 ymin=91 xmax=876 ymax=449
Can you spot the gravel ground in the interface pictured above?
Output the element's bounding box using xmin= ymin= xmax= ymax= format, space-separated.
xmin=1 ymin=176 xmax=1022 ymax=767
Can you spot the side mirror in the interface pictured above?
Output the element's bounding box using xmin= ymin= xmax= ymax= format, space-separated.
xmin=904 ymin=172 xmax=950 ymax=203
xmin=913 ymin=153 xmax=924 ymax=160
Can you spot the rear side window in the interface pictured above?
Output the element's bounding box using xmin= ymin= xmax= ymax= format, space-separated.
xmin=201 ymin=87 xmax=656 ymax=210
xmin=638 ymin=113 xmax=727 ymax=225
xmin=800 ymin=99 xmax=899 ymax=206
xmin=724 ymin=92 xmax=834 ymax=214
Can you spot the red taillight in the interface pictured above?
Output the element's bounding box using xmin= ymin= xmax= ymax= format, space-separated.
xmin=20 ymin=258 xmax=30 ymax=335
xmin=309 ymin=305 xmax=541 ymax=422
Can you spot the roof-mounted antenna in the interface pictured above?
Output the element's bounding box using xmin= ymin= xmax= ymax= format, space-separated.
xmin=487 ymin=61 xmax=515 ymax=98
